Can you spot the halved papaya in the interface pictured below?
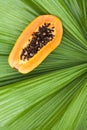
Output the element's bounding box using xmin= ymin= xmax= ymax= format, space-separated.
xmin=8 ymin=15 xmax=63 ymax=74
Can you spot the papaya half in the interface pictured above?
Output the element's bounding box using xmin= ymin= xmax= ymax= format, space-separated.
xmin=8 ymin=15 xmax=63 ymax=74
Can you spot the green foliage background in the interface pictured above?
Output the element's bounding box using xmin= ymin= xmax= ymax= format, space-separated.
xmin=0 ymin=0 xmax=87 ymax=130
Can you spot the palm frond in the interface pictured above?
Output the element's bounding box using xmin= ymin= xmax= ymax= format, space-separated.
xmin=0 ymin=0 xmax=87 ymax=129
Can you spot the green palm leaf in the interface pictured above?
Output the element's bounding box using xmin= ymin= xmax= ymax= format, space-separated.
xmin=0 ymin=0 xmax=87 ymax=129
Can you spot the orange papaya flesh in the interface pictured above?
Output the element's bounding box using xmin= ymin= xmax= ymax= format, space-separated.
xmin=8 ymin=15 xmax=63 ymax=74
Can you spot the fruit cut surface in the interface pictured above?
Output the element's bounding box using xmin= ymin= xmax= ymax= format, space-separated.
xmin=8 ymin=15 xmax=63 ymax=74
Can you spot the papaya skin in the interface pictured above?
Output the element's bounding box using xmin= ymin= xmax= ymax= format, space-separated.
xmin=8 ymin=15 xmax=63 ymax=74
